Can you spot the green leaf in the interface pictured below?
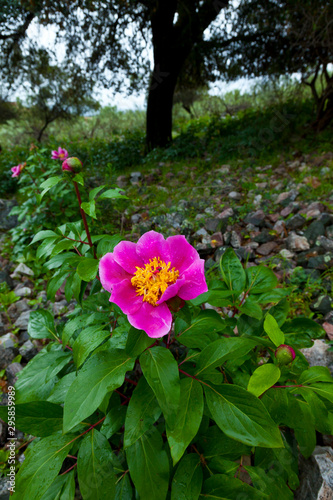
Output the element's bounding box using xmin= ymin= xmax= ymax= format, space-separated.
xmin=190 ymin=290 xmax=237 ymax=307
xmin=115 ymin=474 xmax=132 ymax=500
xmin=41 ymin=471 xmax=75 ymax=500
xmin=201 ymin=474 xmax=268 ymax=499
xmin=247 ymin=364 xmax=281 ymax=397
xmin=36 ymin=237 xmax=60 ymax=259
xmin=13 ymin=432 xmax=75 ymax=500
xmin=81 ymin=200 xmax=96 ymax=219
xmin=125 ymin=327 xmax=153 ymax=357
xmin=302 ymin=383 xmax=333 ymax=404
xmin=47 ymin=269 xmax=69 ymax=301
xmin=77 ymin=258 xmax=99 ymax=282
xmin=263 ymin=313 xmax=285 ymax=347
xmin=140 ymin=346 xmax=180 ymax=429
xmin=73 ymin=173 xmax=84 ymax=185
xmin=97 ymin=234 xmax=122 ymax=257
xmin=0 ymin=402 xmax=63 ymax=437
xmin=286 ymin=397 xmax=316 ymax=458
xmin=126 ymin=427 xmax=169 ymax=500
xmin=99 ymin=188 xmax=128 ymax=200
xmin=239 ymin=296 xmax=263 ymax=320
xmin=171 ymin=454 xmax=203 ymax=500
xmin=124 ymin=377 xmax=161 ymax=448
xmin=268 ymin=298 xmax=289 ymax=327
xmin=16 ymin=344 xmax=72 ymax=404
xmin=253 ymin=288 xmax=289 ymax=304
xmin=47 ymin=372 xmax=77 ymax=404
xmin=246 ymin=265 xmax=278 ymax=293
xmin=195 ymin=337 xmax=256 ymax=378
xmin=40 ymin=176 xmax=63 ymax=199
xmin=178 ymin=310 xmax=225 ymax=350
xmin=220 ymin=248 xmax=246 ymax=294
xmin=198 ymin=425 xmax=251 ymax=460
xmin=30 ymin=230 xmax=58 ymax=245
xmin=77 ymin=429 xmax=116 ymax=500
xmin=89 ymin=185 xmax=106 ymax=201
xmin=28 ymin=310 xmax=57 ymax=340
xmin=51 ymin=239 xmax=76 ymax=256
xmin=299 ymin=366 xmax=333 ymax=385
xmin=297 ymin=388 xmax=333 ymax=434
xmin=167 ymin=378 xmax=204 ymax=464
xmin=282 ymin=317 xmax=325 ymax=339
xmin=246 ymin=466 xmax=293 ymax=500
xmin=204 ymin=383 xmax=283 ymax=448
xmin=100 ymin=396 xmax=127 ymax=439
xmin=63 ymin=350 xmax=134 ymax=432
xmin=72 ymin=326 xmax=110 ymax=367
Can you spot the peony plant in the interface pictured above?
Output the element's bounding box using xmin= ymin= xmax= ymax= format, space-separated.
xmin=2 ymin=151 xmax=333 ymax=500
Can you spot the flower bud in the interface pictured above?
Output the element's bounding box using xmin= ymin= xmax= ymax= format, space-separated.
xmin=275 ymin=344 xmax=296 ymax=365
xmin=62 ymin=157 xmax=82 ymax=173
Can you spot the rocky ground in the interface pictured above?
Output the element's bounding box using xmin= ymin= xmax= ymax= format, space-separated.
xmin=0 ymin=151 xmax=332 ymax=498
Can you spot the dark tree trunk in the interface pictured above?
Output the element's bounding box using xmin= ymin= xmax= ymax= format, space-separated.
xmin=145 ymin=0 xmax=227 ymax=151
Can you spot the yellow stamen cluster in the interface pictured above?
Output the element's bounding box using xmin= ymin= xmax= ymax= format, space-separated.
xmin=131 ymin=257 xmax=179 ymax=306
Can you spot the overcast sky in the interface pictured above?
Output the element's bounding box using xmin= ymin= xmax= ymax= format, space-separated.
xmin=24 ymin=17 xmax=254 ymax=111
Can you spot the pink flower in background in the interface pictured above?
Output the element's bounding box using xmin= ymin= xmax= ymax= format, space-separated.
xmin=99 ymin=231 xmax=208 ymax=338
xmin=51 ymin=147 xmax=68 ymax=160
xmin=11 ymin=163 xmax=25 ymax=177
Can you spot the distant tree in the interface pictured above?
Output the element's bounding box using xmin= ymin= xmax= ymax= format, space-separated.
xmin=208 ymin=0 xmax=333 ymax=130
xmin=23 ymin=49 xmax=98 ymax=142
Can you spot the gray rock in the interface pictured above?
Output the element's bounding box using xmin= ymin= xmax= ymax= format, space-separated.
xmin=205 ymin=218 xmax=224 ymax=233
xmin=53 ymin=300 xmax=68 ymax=316
xmin=0 ymin=199 xmax=18 ymax=231
xmin=308 ymin=254 xmax=333 ymax=270
xmin=253 ymin=194 xmax=262 ymax=206
xmin=15 ymin=310 xmax=31 ymax=330
xmin=0 ymin=316 xmax=4 ymax=335
xmin=254 ymin=229 xmax=275 ymax=244
xmin=7 ymin=299 xmax=30 ymax=320
xmin=37 ymin=291 xmax=47 ymax=302
xmin=14 ymin=286 xmax=32 ymax=297
xmin=130 ymin=171 xmax=142 ymax=182
xmin=19 ymin=340 xmax=38 ymax=361
xmin=256 ymin=241 xmax=278 ymax=256
xmin=317 ymin=236 xmax=333 ymax=252
xmin=0 ymin=334 xmax=18 ymax=349
xmin=286 ymin=214 xmax=307 ymax=230
xmin=217 ymin=208 xmax=234 ymax=219
xmin=305 ymin=221 xmax=326 ymax=245
xmin=0 ymin=271 xmax=13 ymax=289
xmin=311 ymin=295 xmax=333 ymax=316
xmin=279 ymin=249 xmax=294 ymax=259
xmin=214 ymin=246 xmax=228 ymax=262
xmin=244 ymin=210 xmax=266 ymax=227
xmin=0 ymin=477 xmax=10 ymax=500
xmin=235 ymin=247 xmax=254 ymax=261
xmin=301 ymin=340 xmax=333 ymax=374
xmin=0 ymin=347 xmax=18 ymax=370
xmin=273 ymin=220 xmax=286 ymax=235
xmin=230 ymin=231 xmax=241 ymax=249
xmin=228 ymin=191 xmax=242 ymax=201
xmin=295 ymin=446 xmax=333 ymax=500
xmin=194 ymin=228 xmax=209 ymax=239
xmin=319 ymin=213 xmax=333 ymax=227
xmin=131 ymin=214 xmax=142 ymax=224
xmin=287 ymin=232 xmax=310 ymax=251
xmin=275 ymin=190 xmax=298 ymax=206
xmin=6 ymin=362 xmax=23 ymax=385
xmin=10 ymin=263 xmax=34 ymax=278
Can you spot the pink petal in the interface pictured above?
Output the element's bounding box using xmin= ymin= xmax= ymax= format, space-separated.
xmin=99 ymin=253 xmax=132 ymax=292
xmin=111 ymin=279 xmax=143 ymax=315
xmin=128 ymin=301 xmax=172 ymax=338
xmin=167 ymin=235 xmax=201 ymax=274
xmin=156 ymin=276 xmax=186 ymax=305
xmin=113 ymin=241 xmax=144 ymax=274
xmin=135 ymin=231 xmax=171 ymax=264
xmin=177 ymin=258 xmax=208 ymax=300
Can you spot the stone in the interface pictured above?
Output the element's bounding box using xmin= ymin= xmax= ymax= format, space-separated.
xmin=0 ymin=477 xmax=10 ymax=500
xmin=194 ymin=228 xmax=209 ymax=239
xmin=308 ymin=254 xmax=333 ymax=270
xmin=7 ymin=299 xmax=30 ymax=320
xmin=228 ymin=191 xmax=242 ymax=201
xmin=0 ymin=334 xmax=18 ymax=349
xmin=279 ymin=249 xmax=294 ymax=259
xmin=301 ymin=340 xmax=333 ymax=374
xmin=204 ymin=258 xmax=215 ymax=271
xmin=275 ymin=190 xmax=298 ymax=205
xmin=116 ymin=175 xmax=128 ymax=188
xmin=10 ymin=263 xmax=34 ymax=278
xmin=256 ymin=241 xmax=278 ymax=256
xmin=0 ymin=347 xmax=18 ymax=370
xmin=19 ymin=340 xmax=38 ymax=361
xmin=295 ymin=446 xmax=333 ymax=500
xmin=273 ymin=220 xmax=286 ymax=235
xmin=0 ymin=199 xmax=18 ymax=231
xmin=15 ymin=310 xmax=31 ymax=330
xmin=230 ymin=231 xmax=241 ymax=249
xmin=287 ymin=232 xmax=310 ymax=251
xmin=210 ymin=232 xmax=223 ymax=247
xmin=235 ymin=247 xmax=254 ymax=261
xmin=205 ymin=218 xmax=224 ymax=233
xmin=311 ymin=295 xmax=333 ymax=316
xmin=253 ymin=195 xmax=262 ymax=206
xmin=0 ymin=316 xmax=4 ymax=336
xmin=14 ymin=286 xmax=32 ymax=297
xmin=317 ymin=236 xmax=333 ymax=252
xmin=323 ymin=323 xmax=333 ymax=341
xmin=131 ymin=214 xmax=142 ymax=224
xmin=319 ymin=213 xmax=333 ymax=226
xmin=130 ymin=171 xmax=142 ymax=182
xmin=37 ymin=291 xmax=47 ymax=302
xmin=5 ymin=363 xmax=23 ymax=385
xmin=217 ymin=208 xmax=234 ymax=219
xmin=214 ymin=246 xmax=228 ymax=262
xmin=53 ymin=300 xmax=68 ymax=316
xmin=285 ymin=214 xmax=307 ymax=230
xmin=254 ymin=229 xmax=275 ymax=244
xmin=244 ymin=210 xmax=266 ymax=227
xmin=0 ymin=271 xmax=13 ymax=289
xmin=305 ymin=221 xmax=326 ymax=245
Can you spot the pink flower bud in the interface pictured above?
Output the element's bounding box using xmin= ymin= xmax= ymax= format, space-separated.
xmin=275 ymin=344 xmax=296 ymax=365
xmin=62 ymin=157 xmax=82 ymax=173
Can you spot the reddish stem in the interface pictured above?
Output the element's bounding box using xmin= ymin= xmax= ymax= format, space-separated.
xmin=58 ymin=416 xmax=106 ymax=453
xmin=272 ymin=384 xmax=303 ymax=388
xmin=125 ymin=377 xmax=137 ymax=386
xmin=60 ymin=463 xmax=77 ymax=476
xmin=115 ymin=389 xmax=128 ymax=399
xmin=178 ymin=368 xmax=211 ymax=388
xmin=73 ymin=181 xmax=97 ymax=259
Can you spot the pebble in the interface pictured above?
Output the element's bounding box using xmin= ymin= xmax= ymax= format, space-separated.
xmin=256 ymin=241 xmax=278 ymax=256
xmin=230 ymin=231 xmax=241 ymax=249
xmin=14 ymin=286 xmax=32 ymax=297
xmin=217 ymin=208 xmax=234 ymax=219
xmin=287 ymin=232 xmax=310 ymax=251
xmin=228 ymin=191 xmax=242 ymax=201
xmin=275 ymin=190 xmax=298 ymax=205
xmin=6 ymin=363 xmax=23 ymax=385
xmin=15 ymin=310 xmax=31 ymax=330
xmin=19 ymin=340 xmax=38 ymax=361
xmin=285 ymin=214 xmax=306 ymax=230
xmin=10 ymin=263 xmax=34 ymax=278
xmin=279 ymin=249 xmax=294 ymax=259
xmin=0 ymin=334 xmax=18 ymax=349
xmin=317 ymin=236 xmax=333 ymax=252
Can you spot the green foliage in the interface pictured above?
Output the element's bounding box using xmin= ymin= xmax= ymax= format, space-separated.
xmin=7 ymin=153 xmax=332 ymax=499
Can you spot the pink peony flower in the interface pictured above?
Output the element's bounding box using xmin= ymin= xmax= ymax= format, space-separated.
xmin=11 ymin=163 xmax=25 ymax=177
xmin=51 ymin=147 xmax=69 ymax=160
xmin=99 ymin=231 xmax=208 ymax=338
